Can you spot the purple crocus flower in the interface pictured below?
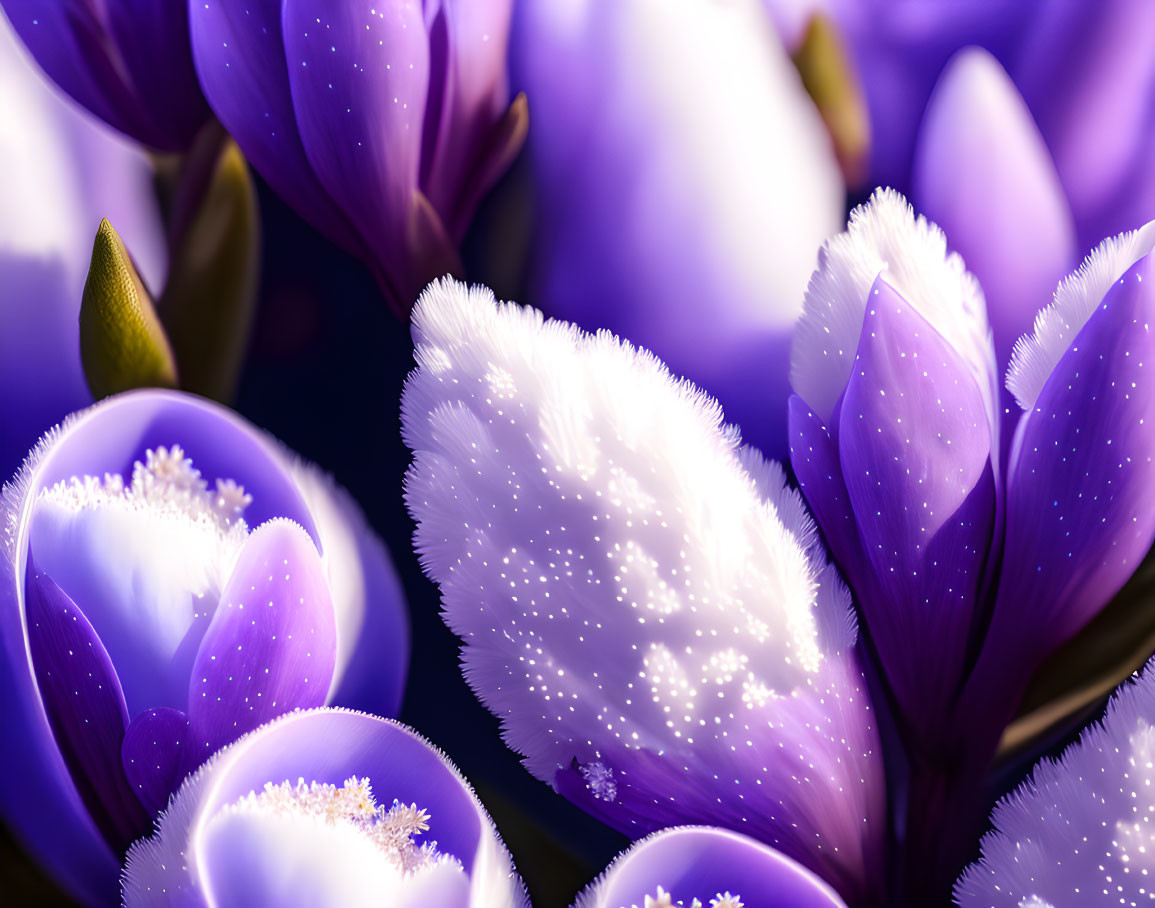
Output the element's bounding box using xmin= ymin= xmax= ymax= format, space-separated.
xmin=512 ymin=0 xmax=844 ymax=460
xmin=954 ymin=657 xmax=1155 ymax=907
xmin=0 ymin=390 xmax=408 ymax=904
xmin=0 ymin=11 xmax=165 ymax=480
xmin=790 ymin=190 xmax=1155 ymax=751
xmin=189 ymin=1 xmax=526 ymax=316
xmin=578 ymin=826 xmax=849 ymax=908
xmin=122 ymin=707 xmax=525 ymax=907
xmin=402 ymin=280 xmax=886 ymax=904
xmin=0 ymin=0 xmax=212 ymax=151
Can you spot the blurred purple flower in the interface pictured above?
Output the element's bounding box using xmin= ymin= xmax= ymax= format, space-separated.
xmin=0 ymin=391 xmax=408 ymax=903
xmin=578 ymin=826 xmax=848 ymax=908
xmin=0 ymin=12 xmax=165 ymax=480
xmin=767 ymin=1 xmax=1155 ymax=363
xmin=790 ymin=190 xmax=1155 ymax=751
xmin=189 ymin=0 xmax=526 ymax=316
xmin=0 ymin=0 xmax=212 ymax=151
xmin=955 ymin=657 xmax=1155 ymax=907
xmin=513 ymin=0 xmax=845 ymax=460
xmin=122 ymin=708 xmax=525 ymax=907
xmin=402 ymin=280 xmax=886 ymax=905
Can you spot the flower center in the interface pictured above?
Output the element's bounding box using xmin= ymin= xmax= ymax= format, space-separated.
xmin=643 ymin=887 xmax=744 ymax=908
xmin=225 ymin=776 xmax=450 ymax=876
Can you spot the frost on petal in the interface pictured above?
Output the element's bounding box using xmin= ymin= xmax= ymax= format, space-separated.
xmin=956 ymin=659 xmax=1155 ymax=907
xmin=402 ymin=279 xmax=884 ymax=900
xmin=790 ymin=188 xmax=997 ymax=431
xmin=1007 ymin=219 xmax=1155 ymax=410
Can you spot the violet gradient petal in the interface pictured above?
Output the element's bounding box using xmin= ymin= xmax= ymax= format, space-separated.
xmin=287 ymin=462 xmax=409 ymax=716
xmin=420 ymin=0 xmax=513 ymax=237
xmin=188 ymin=0 xmax=364 ymax=257
xmin=579 ymin=826 xmax=848 ymax=908
xmin=282 ymin=0 xmax=430 ymax=297
xmin=24 ymin=562 xmax=149 ymax=850
xmin=984 ymin=246 xmax=1155 ymax=668
xmin=1012 ymin=0 xmax=1155 ymax=248
xmin=913 ymin=47 xmax=1077 ymax=369
xmin=838 ymin=277 xmax=995 ymax=722
xmin=515 ymin=0 xmax=843 ymax=459
xmin=0 ymin=11 xmax=164 ymax=479
xmin=188 ymin=520 xmax=337 ymax=757
xmin=122 ymin=707 xmax=194 ymax=816
xmin=122 ymin=710 xmax=525 ymax=907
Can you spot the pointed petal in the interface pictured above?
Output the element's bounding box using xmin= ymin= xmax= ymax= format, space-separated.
xmin=121 ymin=707 xmax=193 ymax=816
xmin=286 ymin=459 xmax=409 ymax=717
xmin=985 ymin=227 xmax=1155 ymax=666
xmin=122 ymin=710 xmax=524 ymax=908
xmin=188 ymin=1 xmax=364 ymax=256
xmin=838 ymin=277 xmax=995 ymax=722
xmin=188 ymin=520 xmax=337 ymax=757
xmin=792 ymin=189 xmax=998 ymax=437
xmin=956 ymin=657 xmax=1155 ymax=907
xmin=24 ymin=562 xmax=149 ymax=849
xmin=913 ymin=48 xmax=1077 ymax=367
xmin=579 ymin=826 xmax=847 ymax=908
xmin=402 ymin=279 xmax=884 ymax=901
xmin=282 ymin=1 xmax=429 ymax=296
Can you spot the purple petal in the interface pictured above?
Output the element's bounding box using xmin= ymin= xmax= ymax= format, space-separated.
xmin=282 ymin=0 xmax=431 ymax=302
xmin=99 ymin=0 xmax=210 ymax=149
xmin=581 ymin=826 xmax=848 ymax=908
xmin=513 ymin=0 xmax=843 ymax=459
xmin=121 ymin=707 xmax=193 ymax=816
xmin=837 ymin=277 xmax=995 ymax=722
xmin=419 ymin=0 xmax=514 ymax=238
xmin=913 ymin=48 xmax=1076 ymax=368
xmin=122 ymin=710 xmax=524 ymax=906
xmin=1013 ymin=0 xmax=1155 ymax=248
xmin=983 ymin=247 xmax=1155 ymax=670
xmin=188 ymin=1 xmax=365 ymax=257
xmin=24 ymin=561 xmax=149 ymax=850
xmin=288 ymin=463 xmax=409 ymax=717
xmin=1 ymin=1 xmax=153 ymax=145
xmin=188 ymin=520 xmax=337 ymax=757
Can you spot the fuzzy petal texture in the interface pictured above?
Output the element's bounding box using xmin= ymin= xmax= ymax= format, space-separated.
xmin=402 ymin=279 xmax=884 ymax=903
xmin=913 ymin=48 xmax=1077 ymax=369
xmin=122 ymin=709 xmax=525 ymax=908
xmin=956 ymin=657 xmax=1155 ymax=906
xmin=971 ymin=223 xmax=1155 ymax=694
xmin=515 ymin=0 xmax=843 ymax=459
xmin=578 ymin=826 xmax=848 ymax=908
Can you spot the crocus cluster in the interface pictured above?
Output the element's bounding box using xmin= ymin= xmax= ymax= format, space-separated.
xmin=402 ymin=183 xmax=1155 ymax=904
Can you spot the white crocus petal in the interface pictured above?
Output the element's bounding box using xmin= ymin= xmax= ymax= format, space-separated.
xmin=1007 ymin=219 xmax=1155 ymax=410
xmin=955 ymin=658 xmax=1155 ymax=907
xmin=402 ymin=279 xmax=882 ymax=897
xmin=790 ymin=188 xmax=997 ymax=428
xmin=27 ymin=448 xmax=248 ymax=715
xmin=123 ymin=709 xmax=523 ymax=908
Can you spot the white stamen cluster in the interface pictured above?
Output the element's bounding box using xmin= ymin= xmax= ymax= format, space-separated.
xmin=42 ymin=445 xmax=252 ymax=533
xmin=226 ymin=776 xmax=448 ymax=876
xmin=640 ymin=886 xmax=744 ymax=908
